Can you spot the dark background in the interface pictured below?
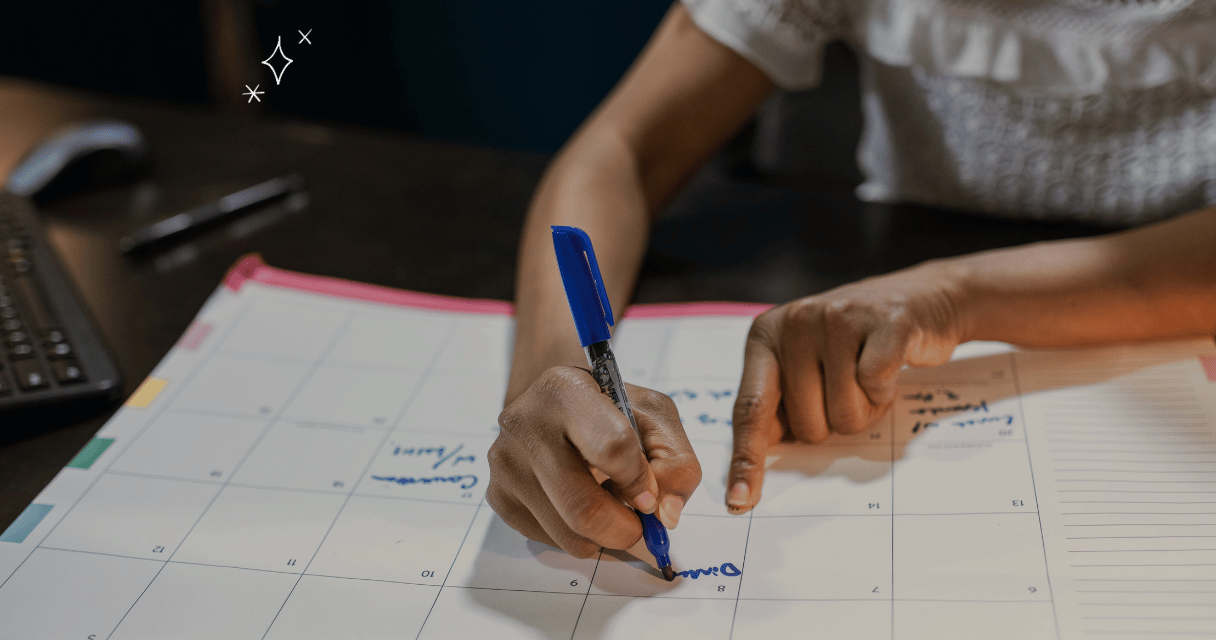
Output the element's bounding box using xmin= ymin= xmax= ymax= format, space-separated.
xmin=0 ymin=0 xmax=671 ymax=152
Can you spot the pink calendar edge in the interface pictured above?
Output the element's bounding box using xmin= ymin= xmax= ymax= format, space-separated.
xmin=1201 ymin=355 xmax=1216 ymax=382
xmin=223 ymin=254 xmax=771 ymax=319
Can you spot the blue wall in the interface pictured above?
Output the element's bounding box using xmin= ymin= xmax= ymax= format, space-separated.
xmin=389 ymin=2 xmax=671 ymax=151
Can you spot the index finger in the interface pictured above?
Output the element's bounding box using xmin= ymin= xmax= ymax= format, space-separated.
xmin=728 ymin=333 xmax=784 ymax=513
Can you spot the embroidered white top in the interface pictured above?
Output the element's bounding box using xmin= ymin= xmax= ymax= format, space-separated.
xmin=683 ymin=0 xmax=1216 ymax=224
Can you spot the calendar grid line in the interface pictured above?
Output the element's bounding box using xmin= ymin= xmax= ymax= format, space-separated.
xmin=16 ymin=540 xmax=1069 ymax=604
xmin=568 ymin=549 xmax=605 ymax=640
xmin=103 ymin=296 xmax=293 ymax=640
xmin=23 ymin=541 xmax=1069 ymax=603
xmin=1007 ymin=351 xmax=1063 ymax=640
xmin=397 ymin=321 xmax=498 ymax=640
xmin=0 ymin=294 xmax=262 ymax=599
xmin=889 ymin=406 xmax=896 ymax=640
xmin=726 ymin=506 xmax=753 ymax=640
xmin=144 ymin=405 xmax=406 ymax=432
xmin=108 ymin=309 xmax=357 ymax=637
xmin=84 ymin=469 xmax=497 ymax=508
xmin=259 ymin=321 xmax=461 ymax=640
xmin=415 ymin=501 xmax=486 ymax=640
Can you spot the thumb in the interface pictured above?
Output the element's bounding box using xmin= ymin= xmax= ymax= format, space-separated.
xmin=728 ymin=335 xmax=783 ymax=513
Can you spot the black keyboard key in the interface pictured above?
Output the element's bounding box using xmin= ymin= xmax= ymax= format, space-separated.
xmin=0 ymin=193 xmax=123 ymax=410
xmin=52 ymin=359 xmax=85 ymax=384
xmin=12 ymin=275 xmax=51 ymax=332
xmin=13 ymin=359 xmax=48 ymax=390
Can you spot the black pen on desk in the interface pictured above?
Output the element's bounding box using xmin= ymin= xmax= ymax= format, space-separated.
xmin=119 ymin=174 xmax=306 ymax=253
xmin=551 ymin=225 xmax=677 ymax=581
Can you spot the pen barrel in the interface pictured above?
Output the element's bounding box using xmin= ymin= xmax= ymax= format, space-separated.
xmin=584 ymin=341 xmax=639 ymax=434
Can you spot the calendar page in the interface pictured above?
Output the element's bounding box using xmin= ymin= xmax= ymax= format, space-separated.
xmin=2 ymin=256 xmax=1214 ymax=640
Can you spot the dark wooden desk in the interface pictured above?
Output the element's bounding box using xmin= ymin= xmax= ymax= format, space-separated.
xmin=0 ymin=89 xmax=1108 ymax=533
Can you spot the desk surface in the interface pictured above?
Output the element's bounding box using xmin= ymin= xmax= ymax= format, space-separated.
xmin=0 ymin=86 xmax=1108 ymax=533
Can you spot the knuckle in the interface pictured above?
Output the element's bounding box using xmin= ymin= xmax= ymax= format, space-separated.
xmin=632 ymin=386 xmax=674 ymax=417
xmin=887 ymin=304 xmax=909 ymax=326
xmin=857 ymin=366 xmax=893 ymax=397
xmin=732 ymin=392 xmax=769 ymax=427
xmin=654 ymin=392 xmax=681 ymax=422
xmin=829 ymin=412 xmax=867 ymax=435
xmin=791 ymin=424 xmax=828 ymax=444
xmin=484 ymin=483 xmax=507 ymax=512
xmin=822 ymin=298 xmax=858 ymax=331
xmin=684 ymin=458 xmax=704 ymax=492
xmin=747 ymin=309 xmax=781 ymax=343
xmin=533 ymin=366 xmax=590 ymax=399
xmin=496 ymin=405 xmax=523 ymax=435
xmin=785 ymin=300 xmax=823 ymax=329
xmin=487 ymin=437 xmax=506 ymax=464
xmin=598 ymin=428 xmax=640 ymax=465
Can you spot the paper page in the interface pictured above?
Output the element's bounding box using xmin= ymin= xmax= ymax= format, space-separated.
xmin=1 ymin=267 xmax=1213 ymax=640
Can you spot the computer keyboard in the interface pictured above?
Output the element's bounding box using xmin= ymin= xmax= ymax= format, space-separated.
xmin=0 ymin=192 xmax=121 ymax=411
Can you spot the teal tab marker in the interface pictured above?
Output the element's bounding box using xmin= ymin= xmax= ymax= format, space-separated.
xmin=67 ymin=437 xmax=114 ymax=470
xmin=1 ymin=504 xmax=53 ymax=543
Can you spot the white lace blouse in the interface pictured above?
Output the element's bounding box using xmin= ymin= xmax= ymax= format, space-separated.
xmin=683 ymin=0 xmax=1216 ymax=225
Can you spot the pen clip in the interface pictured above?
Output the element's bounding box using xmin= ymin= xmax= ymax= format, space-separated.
xmin=552 ymin=226 xmax=615 ymax=346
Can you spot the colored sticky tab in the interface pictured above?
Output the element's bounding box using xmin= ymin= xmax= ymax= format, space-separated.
xmin=125 ymin=377 xmax=169 ymax=408
xmin=1 ymin=504 xmax=53 ymax=543
xmin=67 ymin=437 xmax=115 ymax=469
xmin=1201 ymin=355 xmax=1216 ymax=382
xmin=178 ymin=322 xmax=214 ymax=350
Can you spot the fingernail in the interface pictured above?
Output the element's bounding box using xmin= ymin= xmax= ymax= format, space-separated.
xmin=726 ymin=482 xmax=750 ymax=508
xmin=659 ymin=495 xmax=684 ymax=529
xmin=634 ymin=491 xmax=657 ymax=513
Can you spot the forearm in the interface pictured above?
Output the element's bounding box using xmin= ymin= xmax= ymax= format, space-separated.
xmin=952 ymin=206 xmax=1216 ymax=347
xmin=506 ymin=131 xmax=653 ymax=405
xmin=505 ymin=5 xmax=773 ymax=405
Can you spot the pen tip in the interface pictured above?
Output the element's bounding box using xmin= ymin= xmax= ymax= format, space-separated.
xmin=661 ymin=565 xmax=676 ymax=582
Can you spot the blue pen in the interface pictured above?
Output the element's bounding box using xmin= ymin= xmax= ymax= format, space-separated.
xmin=552 ymin=225 xmax=676 ymax=581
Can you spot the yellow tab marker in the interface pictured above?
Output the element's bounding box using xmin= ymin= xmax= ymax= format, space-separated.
xmin=125 ymin=377 xmax=169 ymax=408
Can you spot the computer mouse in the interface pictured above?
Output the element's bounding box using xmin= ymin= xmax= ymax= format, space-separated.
xmin=5 ymin=119 xmax=151 ymax=199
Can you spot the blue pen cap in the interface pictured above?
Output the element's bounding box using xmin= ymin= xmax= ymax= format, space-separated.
xmin=552 ymin=226 xmax=614 ymax=347
xmin=639 ymin=511 xmax=672 ymax=569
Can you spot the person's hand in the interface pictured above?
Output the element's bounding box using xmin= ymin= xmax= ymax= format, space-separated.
xmin=489 ymin=366 xmax=701 ymax=557
xmin=726 ymin=262 xmax=967 ymax=512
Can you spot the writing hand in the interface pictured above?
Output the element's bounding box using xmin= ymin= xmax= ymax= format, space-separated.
xmin=489 ymin=366 xmax=701 ymax=557
xmin=726 ymin=263 xmax=965 ymax=512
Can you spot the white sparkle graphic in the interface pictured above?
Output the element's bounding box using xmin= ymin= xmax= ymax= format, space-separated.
xmin=261 ymin=36 xmax=293 ymax=85
xmin=242 ymin=84 xmax=264 ymax=103
xmin=298 ymin=29 xmax=312 ymax=44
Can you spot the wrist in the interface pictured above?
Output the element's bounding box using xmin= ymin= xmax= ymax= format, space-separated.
xmin=919 ymin=257 xmax=978 ymax=346
xmin=505 ymin=337 xmax=587 ymax=406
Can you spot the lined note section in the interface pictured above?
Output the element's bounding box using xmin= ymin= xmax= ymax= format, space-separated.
xmin=1017 ymin=341 xmax=1216 ymax=639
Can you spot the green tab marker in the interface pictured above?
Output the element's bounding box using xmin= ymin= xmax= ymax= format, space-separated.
xmin=67 ymin=437 xmax=115 ymax=470
xmin=1 ymin=504 xmax=53 ymax=543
